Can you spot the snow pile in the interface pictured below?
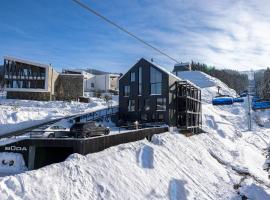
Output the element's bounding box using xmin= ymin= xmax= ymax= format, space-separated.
xmin=0 ymin=98 xmax=118 ymax=136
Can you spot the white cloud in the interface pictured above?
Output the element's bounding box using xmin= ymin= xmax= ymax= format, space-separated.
xmin=121 ymin=0 xmax=270 ymax=70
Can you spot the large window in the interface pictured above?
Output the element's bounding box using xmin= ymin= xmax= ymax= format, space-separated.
xmin=131 ymin=72 xmax=135 ymax=82
xmin=138 ymin=67 xmax=142 ymax=95
xmin=124 ymin=85 xmax=130 ymax=96
xmin=128 ymin=100 xmax=135 ymax=112
xmin=150 ymin=67 xmax=162 ymax=94
xmin=156 ymin=98 xmax=166 ymax=111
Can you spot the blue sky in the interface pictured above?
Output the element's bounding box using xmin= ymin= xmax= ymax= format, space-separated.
xmin=0 ymin=0 xmax=270 ymax=72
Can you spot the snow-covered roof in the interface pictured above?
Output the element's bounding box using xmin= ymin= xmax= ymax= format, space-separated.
xmin=4 ymin=56 xmax=51 ymax=69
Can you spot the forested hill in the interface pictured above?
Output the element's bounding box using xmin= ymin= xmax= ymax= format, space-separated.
xmin=190 ymin=62 xmax=248 ymax=94
xmin=255 ymin=68 xmax=270 ymax=98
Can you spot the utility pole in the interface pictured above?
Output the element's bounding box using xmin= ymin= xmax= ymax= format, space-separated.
xmin=247 ymin=70 xmax=254 ymax=131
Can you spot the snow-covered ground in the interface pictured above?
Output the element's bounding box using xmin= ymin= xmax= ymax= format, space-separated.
xmin=0 ymin=74 xmax=269 ymax=199
xmin=0 ymin=98 xmax=118 ymax=136
xmin=254 ymin=109 xmax=270 ymax=128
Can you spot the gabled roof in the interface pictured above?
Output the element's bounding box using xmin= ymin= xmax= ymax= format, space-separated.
xmin=119 ymin=57 xmax=182 ymax=81
xmin=4 ymin=56 xmax=51 ymax=69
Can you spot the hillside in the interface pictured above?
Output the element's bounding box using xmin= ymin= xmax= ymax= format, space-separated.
xmin=0 ymin=73 xmax=269 ymax=199
xmin=0 ymin=98 xmax=117 ymax=136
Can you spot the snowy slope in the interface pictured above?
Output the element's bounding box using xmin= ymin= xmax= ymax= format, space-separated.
xmin=0 ymin=74 xmax=270 ymax=199
xmin=177 ymin=71 xmax=237 ymax=103
xmin=0 ymin=98 xmax=117 ymax=135
xmin=254 ymin=109 xmax=270 ymax=128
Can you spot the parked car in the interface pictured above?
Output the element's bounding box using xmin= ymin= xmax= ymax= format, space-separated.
xmin=69 ymin=121 xmax=110 ymax=138
xmin=31 ymin=125 xmax=70 ymax=138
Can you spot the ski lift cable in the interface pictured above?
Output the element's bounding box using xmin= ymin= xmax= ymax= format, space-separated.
xmin=71 ymin=0 xmax=181 ymax=64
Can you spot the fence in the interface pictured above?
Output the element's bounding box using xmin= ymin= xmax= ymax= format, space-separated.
xmin=0 ymin=127 xmax=169 ymax=169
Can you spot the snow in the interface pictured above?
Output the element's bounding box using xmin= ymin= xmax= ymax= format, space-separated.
xmin=177 ymin=71 xmax=237 ymax=96
xmin=0 ymin=153 xmax=27 ymax=176
xmin=254 ymin=109 xmax=270 ymax=128
xmin=0 ymin=98 xmax=118 ymax=136
xmin=0 ymin=72 xmax=270 ymax=199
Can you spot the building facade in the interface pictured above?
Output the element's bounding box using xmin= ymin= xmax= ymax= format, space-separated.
xmin=173 ymin=62 xmax=191 ymax=76
xmin=54 ymin=74 xmax=84 ymax=101
xmin=119 ymin=58 xmax=202 ymax=133
xmin=85 ymin=74 xmax=120 ymax=92
xmin=62 ymin=69 xmax=120 ymax=93
xmin=3 ymin=57 xmax=58 ymax=101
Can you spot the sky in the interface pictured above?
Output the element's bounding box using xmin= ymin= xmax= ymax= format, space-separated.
xmin=0 ymin=0 xmax=270 ymax=72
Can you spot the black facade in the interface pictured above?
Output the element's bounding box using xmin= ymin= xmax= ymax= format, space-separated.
xmin=119 ymin=58 xmax=202 ymax=133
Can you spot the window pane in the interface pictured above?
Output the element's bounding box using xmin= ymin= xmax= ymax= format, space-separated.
xmin=139 ymin=67 xmax=142 ymax=83
xmin=124 ymin=85 xmax=130 ymax=96
xmin=131 ymin=72 xmax=135 ymax=82
xmin=156 ymin=83 xmax=161 ymax=94
xmin=138 ymin=67 xmax=142 ymax=95
xmin=128 ymin=100 xmax=135 ymax=111
xmin=150 ymin=67 xmax=162 ymax=94
xmin=157 ymin=98 xmax=166 ymax=110
xmin=144 ymin=99 xmax=150 ymax=111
